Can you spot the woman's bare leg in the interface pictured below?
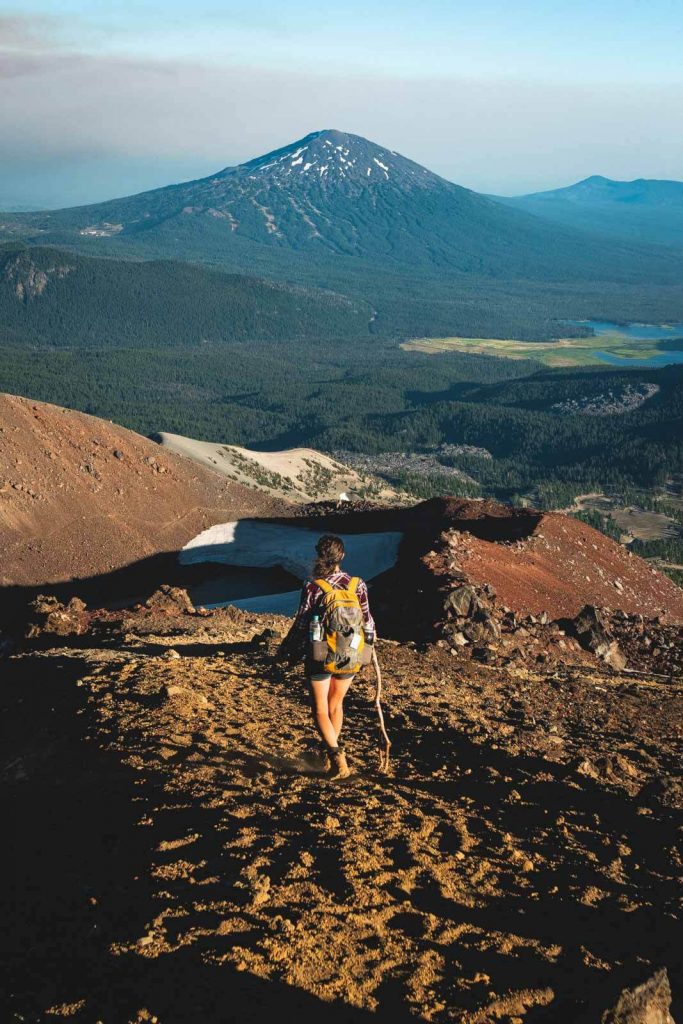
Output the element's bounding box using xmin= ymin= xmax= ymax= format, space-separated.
xmin=309 ymin=677 xmax=339 ymax=749
xmin=328 ymin=676 xmax=352 ymax=743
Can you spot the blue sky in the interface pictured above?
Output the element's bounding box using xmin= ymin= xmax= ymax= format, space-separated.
xmin=16 ymin=0 xmax=683 ymax=80
xmin=2 ymin=1 xmax=682 ymax=207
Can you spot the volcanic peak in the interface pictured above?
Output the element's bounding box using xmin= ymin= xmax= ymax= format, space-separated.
xmin=224 ymin=129 xmax=437 ymax=189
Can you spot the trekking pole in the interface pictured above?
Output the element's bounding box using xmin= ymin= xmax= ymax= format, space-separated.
xmin=371 ymin=647 xmax=391 ymax=773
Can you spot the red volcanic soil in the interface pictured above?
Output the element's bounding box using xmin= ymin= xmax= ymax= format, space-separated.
xmin=0 ymin=393 xmax=289 ymax=588
xmin=2 ymin=400 xmax=680 ymax=636
xmin=443 ymin=508 xmax=683 ymax=622
xmin=286 ymin=497 xmax=683 ymax=634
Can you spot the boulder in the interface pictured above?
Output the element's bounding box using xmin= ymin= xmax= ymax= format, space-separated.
xmin=443 ymin=585 xmax=479 ymax=619
xmin=163 ymin=684 xmax=209 ymax=708
xmin=572 ymin=604 xmax=627 ymax=670
xmin=574 ymin=757 xmax=600 ymax=780
xmin=449 ymin=631 xmax=469 ymax=647
xmin=463 ymin=612 xmax=502 ymax=644
xmin=442 ymin=622 xmax=469 ymax=646
xmin=595 ymin=639 xmax=628 ymax=672
xmin=601 ymin=968 xmax=676 ymax=1024
xmin=27 ymin=595 xmax=89 ymax=638
xmin=144 ymin=585 xmax=195 ymax=616
xmin=574 ymin=603 xmax=609 ymax=637
xmin=472 ymin=646 xmax=498 ymax=665
xmin=463 ymin=621 xmax=486 ymax=643
xmin=477 ymin=611 xmax=502 ymax=639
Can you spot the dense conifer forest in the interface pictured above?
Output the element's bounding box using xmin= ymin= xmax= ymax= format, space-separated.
xmin=1 ymin=240 xmax=681 ymax=510
xmin=0 ymin=328 xmax=680 ymax=505
xmin=0 ymin=243 xmax=371 ymax=346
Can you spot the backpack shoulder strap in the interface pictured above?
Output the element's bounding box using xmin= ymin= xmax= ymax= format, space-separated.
xmin=347 ymin=576 xmax=359 ymax=594
xmin=315 ymin=578 xmax=333 ymax=594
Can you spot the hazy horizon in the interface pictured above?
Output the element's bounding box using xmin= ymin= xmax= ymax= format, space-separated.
xmin=3 ymin=130 xmax=683 ymax=214
xmin=2 ymin=1 xmax=683 ymax=209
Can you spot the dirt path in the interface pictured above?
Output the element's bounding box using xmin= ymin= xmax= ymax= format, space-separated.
xmin=2 ymin=619 xmax=682 ymax=1023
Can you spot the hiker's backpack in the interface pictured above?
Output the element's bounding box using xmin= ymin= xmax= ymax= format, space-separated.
xmin=312 ymin=577 xmax=370 ymax=677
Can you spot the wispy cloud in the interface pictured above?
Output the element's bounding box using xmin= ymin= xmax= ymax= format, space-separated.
xmin=1 ymin=16 xmax=682 ymax=206
xmin=0 ymin=12 xmax=66 ymax=51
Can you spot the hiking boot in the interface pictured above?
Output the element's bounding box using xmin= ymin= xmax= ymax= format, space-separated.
xmin=328 ymin=749 xmax=351 ymax=780
xmin=302 ymin=745 xmax=330 ymax=772
xmin=317 ymin=747 xmax=331 ymax=772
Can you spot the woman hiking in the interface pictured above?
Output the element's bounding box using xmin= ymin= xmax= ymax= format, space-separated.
xmin=280 ymin=534 xmax=376 ymax=780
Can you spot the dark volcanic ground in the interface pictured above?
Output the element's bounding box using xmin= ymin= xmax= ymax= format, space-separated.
xmin=2 ymin=603 xmax=682 ymax=1024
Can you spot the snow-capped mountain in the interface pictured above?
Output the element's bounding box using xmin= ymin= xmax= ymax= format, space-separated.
xmin=3 ymin=130 xmax=492 ymax=261
xmin=3 ymin=130 xmax=682 ymax=279
xmin=238 ymin=128 xmax=434 ymax=189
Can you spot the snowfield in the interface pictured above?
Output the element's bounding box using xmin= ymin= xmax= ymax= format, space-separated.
xmin=180 ymin=520 xmax=403 ymax=614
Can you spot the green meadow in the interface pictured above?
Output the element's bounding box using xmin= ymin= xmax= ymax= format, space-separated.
xmin=401 ymin=332 xmax=671 ymax=367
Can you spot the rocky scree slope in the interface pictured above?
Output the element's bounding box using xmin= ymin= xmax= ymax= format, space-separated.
xmin=0 ymin=392 xmax=289 ymax=588
xmin=281 ymin=497 xmax=683 ymax=639
xmin=429 ymin=506 xmax=683 ymax=619
xmin=419 ymin=500 xmax=683 ymax=675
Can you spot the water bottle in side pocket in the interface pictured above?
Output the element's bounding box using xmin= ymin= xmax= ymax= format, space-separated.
xmin=310 ymin=615 xmax=322 ymax=642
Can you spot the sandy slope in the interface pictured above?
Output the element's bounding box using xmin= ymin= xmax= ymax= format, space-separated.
xmin=0 ymin=394 xmax=288 ymax=587
xmin=156 ymin=432 xmax=399 ymax=503
xmin=2 ymin=607 xmax=681 ymax=1023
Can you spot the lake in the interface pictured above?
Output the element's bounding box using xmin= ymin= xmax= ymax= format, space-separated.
xmin=565 ymin=319 xmax=683 ymax=367
xmin=593 ymin=349 xmax=683 ymax=367
xmin=568 ymin=319 xmax=683 ymax=341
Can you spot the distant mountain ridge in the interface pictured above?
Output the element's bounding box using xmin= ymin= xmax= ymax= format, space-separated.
xmin=493 ymin=175 xmax=683 ymax=247
xmin=3 ymin=130 xmax=683 ymax=285
xmin=526 ymin=175 xmax=683 ymax=206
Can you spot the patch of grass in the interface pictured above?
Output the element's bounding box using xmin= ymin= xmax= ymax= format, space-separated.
xmin=401 ymin=333 xmax=669 ymax=368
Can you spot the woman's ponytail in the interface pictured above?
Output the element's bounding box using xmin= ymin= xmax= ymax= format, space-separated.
xmin=313 ymin=535 xmax=345 ymax=578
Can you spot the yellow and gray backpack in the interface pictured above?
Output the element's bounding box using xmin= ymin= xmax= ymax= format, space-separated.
xmin=312 ymin=577 xmax=370 ymax=677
